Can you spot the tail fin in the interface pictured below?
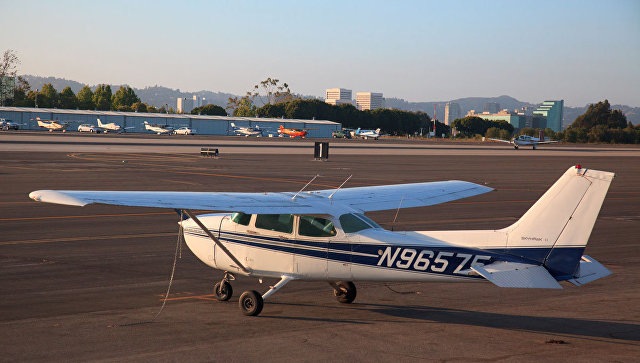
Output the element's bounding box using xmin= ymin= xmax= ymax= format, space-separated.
xmin=375 ymin=128 xmax=381 ymax=134
xmin=230 ymin=122 xmax=236 ymax=128
xmin=97 ymin=118 xmax=103 ymax=127
xmin=502 ymin=165 xmax=614 ymax=278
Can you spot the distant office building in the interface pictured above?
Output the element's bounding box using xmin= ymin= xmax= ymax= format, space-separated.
xmin=533 ymin=100 xmax=563 ymax=132
xmin=177 ymin=95 xmax=207 ymax=113
xmin=444 ymin=102 xmax=461 ymax=125
xmin=356 ymin=92 xmax=384 ymax=111
xmin=325 ymin=88 xmax=353 ymax=105
xmin=467 ymin=109 xmax=526 ymax=129
xmin=483 ymin=102 xmax=500 ymax=114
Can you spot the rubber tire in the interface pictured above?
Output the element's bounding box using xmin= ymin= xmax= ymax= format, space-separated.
xmin=239 ymin=290 xmax=263 ymax=316
xmin=214 ymin=281 xmax=233 ymax=301
xmin=334 ymin=281 xmax=357 ymax=304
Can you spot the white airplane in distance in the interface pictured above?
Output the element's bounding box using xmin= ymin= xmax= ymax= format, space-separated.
xmin=488 ymin=131 xmax=558 ymax=150
xmin=29 ymin=165 xmax=613 ymax=316
xmin=230 ymin=122 xmax=264 ymax=137
xmin=97 ymin=118 xmax=134 ymax=133
xmin=351 ymin=127 xmax=382 ymax=140
xmin=32 ymin=117 xmax=79 ymax=132
xmin=144 ymin=121 xmax=174 ymax=135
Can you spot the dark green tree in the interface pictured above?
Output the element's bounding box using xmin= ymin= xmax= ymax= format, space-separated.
xmin=131 ymin=102 xmax=147 ymax=112
xmin=192 ymin=104 xmax=226 ymax=115
xmin=58 ymin=86 xmax=77 ymax=109
xmin=571 ymin=100 xmax=627 ymax=129
xmin=77 ymin=85 xmax=94 ymax=109
xmin=111 ymin=85 xmax=140 ymax=111
xmin=92 ymin=84 xmax=112 ymax=110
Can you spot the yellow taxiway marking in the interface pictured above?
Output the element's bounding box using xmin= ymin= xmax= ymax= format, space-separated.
xmin=0 ymin=232 xmax=175 ymax=246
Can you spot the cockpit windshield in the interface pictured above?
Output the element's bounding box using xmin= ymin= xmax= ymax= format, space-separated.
xmin=339 ymin=213 xmax=381 ymax=233
xmin=231 ymin=212 xmax=252 ymax=226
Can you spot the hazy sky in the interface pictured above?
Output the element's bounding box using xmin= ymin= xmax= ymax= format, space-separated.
xmin=2 ymin=0 xmax=639 ymax=107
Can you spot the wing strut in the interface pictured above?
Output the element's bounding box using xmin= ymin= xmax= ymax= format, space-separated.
xmin=182 ymin=209 xmax=250 ymax=274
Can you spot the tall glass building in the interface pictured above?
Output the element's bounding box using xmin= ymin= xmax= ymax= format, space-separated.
xmin=533 ymin=100 xmax=564 ymax=132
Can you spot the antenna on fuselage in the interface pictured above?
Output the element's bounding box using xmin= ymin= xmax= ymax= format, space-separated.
xmin=291 ymin=174 xmax=319 ymax=200
xmin=328 ymin=175 xmax=352 ymax=199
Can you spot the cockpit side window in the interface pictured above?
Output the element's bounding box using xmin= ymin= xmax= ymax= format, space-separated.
xmin=255 ymin=214 xmax=294 ymax=234
xmin=354 ymin=213 xmax=381 ymax=229
xmin=231 ymin=212 xmax=252 ymax=226
xmin=339 ymin=213 xmax=377 ymax=233
xmin=298 ymin=215 xmax=336 ymax=237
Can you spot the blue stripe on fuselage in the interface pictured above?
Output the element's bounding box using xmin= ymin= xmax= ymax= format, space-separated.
xmin=184 ymin=229 xmax=582 ymax=280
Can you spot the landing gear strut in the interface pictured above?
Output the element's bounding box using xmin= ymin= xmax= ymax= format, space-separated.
xmin=330 ymin=281 xmax=357 ymax=304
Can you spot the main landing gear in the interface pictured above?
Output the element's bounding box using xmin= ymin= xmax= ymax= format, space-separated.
xmin=213 ymin=275 xmax=357 ymax=316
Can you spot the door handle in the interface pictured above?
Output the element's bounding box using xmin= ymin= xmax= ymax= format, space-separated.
xmin=278 ymin=235 xmax=288 ymax=241
xmin=247 ymin=230 xmax=257 ymax=234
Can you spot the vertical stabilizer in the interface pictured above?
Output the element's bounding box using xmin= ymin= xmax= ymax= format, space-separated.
xmin=502 ymin=165 xmax=614 ymax=277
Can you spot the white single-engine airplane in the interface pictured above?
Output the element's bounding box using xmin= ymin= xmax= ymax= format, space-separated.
xmin=97 ymin=118 xmax=134 ymax=133
xmin=351 ymin=128 xmax=382 ymax=140
xmin=29 ymin=165 xmax=613 ymax=316
xmin=143 ymin=121 xmax=174 ymax=135
xmin=229 ymin=122 xmax=265 ymax=137
xmin=32 ymin=117 xmax=79 ymax=132
xmin=488 ymin=132 xmax=558 ymax=150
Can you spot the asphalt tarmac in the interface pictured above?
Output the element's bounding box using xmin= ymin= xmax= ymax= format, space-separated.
xmin=1 ymin=133 xmax=639 ymax=361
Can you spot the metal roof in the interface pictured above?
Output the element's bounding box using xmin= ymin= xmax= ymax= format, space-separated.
xmin=0 ymin=106 xmax=340 ymax=125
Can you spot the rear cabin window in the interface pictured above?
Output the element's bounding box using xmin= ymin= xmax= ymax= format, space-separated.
xmin=231 ymin=212 xmax=252 ymax=226
xmin=255 ymin=214 xmax=294 ymax=234
xmin=298 ymin=216 xmax=336 ymax=237
xmin=339 ymin=213 xmax=378 ymax=233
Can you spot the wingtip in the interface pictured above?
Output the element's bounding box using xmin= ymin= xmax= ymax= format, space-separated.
xmin=28 ymin=190 xmax=88 ymax=206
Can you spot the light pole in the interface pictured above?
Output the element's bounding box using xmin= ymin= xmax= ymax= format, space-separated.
xmin=35 ymin=89 xmax=38 ymax=108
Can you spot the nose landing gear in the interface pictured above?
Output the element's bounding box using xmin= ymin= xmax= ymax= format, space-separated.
xmin=330 ymin=281 xmax=357 ymax=304
xmin=213 ymin=272 xmax=235 ymax=301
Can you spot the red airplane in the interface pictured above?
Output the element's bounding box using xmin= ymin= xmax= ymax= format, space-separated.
xmin=278 ymin=125 xmax=313 ymax=138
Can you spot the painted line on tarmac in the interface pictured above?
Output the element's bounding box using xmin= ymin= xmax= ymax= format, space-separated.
xmin=0 ymin=232 xmax=175 ymax=246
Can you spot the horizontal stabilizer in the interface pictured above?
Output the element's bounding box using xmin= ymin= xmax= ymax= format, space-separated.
xmin=567 ymin=255 xmax=612 ymax=286
xmin=472 ymin=262 xmax=562 ymax=289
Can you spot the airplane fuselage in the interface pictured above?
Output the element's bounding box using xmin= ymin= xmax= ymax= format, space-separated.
xmin=181 ymin=212 xmax=558 ymax=283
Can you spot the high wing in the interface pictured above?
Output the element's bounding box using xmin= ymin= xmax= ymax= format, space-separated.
xmin=30 ymin=180 xmax=492 ymax=214
xmin=308 ymin=181 xmax=492 ymax=212
xmin=487 ymin=138 xmax=512 ymax=144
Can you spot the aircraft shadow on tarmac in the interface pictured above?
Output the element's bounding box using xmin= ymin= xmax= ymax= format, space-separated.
xmin=263 ymin=302 xmax=640 ymax=342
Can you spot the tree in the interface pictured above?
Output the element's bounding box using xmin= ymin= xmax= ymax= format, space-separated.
xmin=571 ymin=100 xmax=627 ymax=129
xmin=77 ymin=86 xmax=94 ymax=109
xmin=0 ymin=49 xmax=20 ymax=106
xmin=38 ymin=83 xmax=58 ymax=108
xmin=58 ymin=86 xmax=77 ymax=109
xmin=233 ymin=98 xmax=257 ymax=116
xmin=111 ymin=85 xmax=140 ymax=111
xmin=131 ymin=102 xmax=147 ymax=112
xmin=192 ymin=104 xmax=226 ymax=116
xmin=251 ymin=77 xmax=294 ymax=106
xmin=92 ymin=84 xmax=112 ymax=110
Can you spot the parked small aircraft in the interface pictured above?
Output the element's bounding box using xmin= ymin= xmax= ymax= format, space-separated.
xmin=0 ymin=118 xmax=25 ymax=130
xmin=351 ymin=128 xmax=381 ymax=140
xmin=230 ymin=122 xmax=264 ymax=137
xmin=29 ymin=165 xmax=613 ymax=316
xmin=278 ymin=125 xmax=315 ymax=138
xmin=97 ymin=118 xmax=134 ymax=133
xmin=32 ymin=117 xmax=79 ymax=132
xmin=143 ymin=121 xmax=174 ymax=135
xmin=488 ymin=131 xmax=558 ymax=149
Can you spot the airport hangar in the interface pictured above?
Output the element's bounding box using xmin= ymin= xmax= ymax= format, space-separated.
xmin=0 ymin=106 xmax=342 ymax=137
